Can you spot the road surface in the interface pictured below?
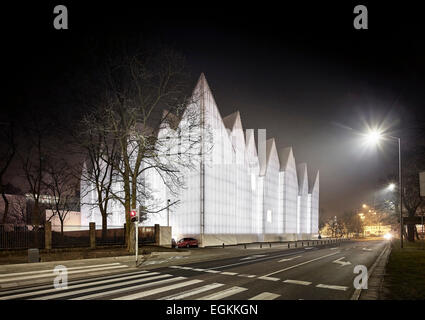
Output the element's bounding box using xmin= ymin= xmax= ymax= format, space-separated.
xmin=0 ymin=240 xmax=387 ymax=300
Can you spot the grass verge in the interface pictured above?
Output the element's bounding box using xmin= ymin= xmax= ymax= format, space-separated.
xmin=384 ymin=239 xmax=425 ymax=299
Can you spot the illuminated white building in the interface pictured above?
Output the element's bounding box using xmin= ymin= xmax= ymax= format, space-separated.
xmin=81 ymin=74 xmax=319 ymax=246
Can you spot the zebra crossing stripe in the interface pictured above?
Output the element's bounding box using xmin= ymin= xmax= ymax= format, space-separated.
xmin=197 ymin=286 xmax=247 ymax=300
xmin=0 ymin=270 xmax=148 ymax=297
xmin=203 ymin=270 xmax=220 ymax=274
xmin=71 ymin=276 xmax=187 ymax=300
xmin=160 ymin=283 xmax=224 ymax=300
xmin=0 ymin=272 xmax=162 ymax=300
xmin=238 ymin=274 xmax=256 ymax=278
xmin=0 ymin=265 xmax=128 ymax=284
xmin=31 ymin=274 xmax=172 ymax=300
xmin=113 ymin=279 xmax=203 ymax=300
xmin=249 ymin=292 xmax=280 ymax=300
xmin=0 ymin=263 xmax=122 ymax=278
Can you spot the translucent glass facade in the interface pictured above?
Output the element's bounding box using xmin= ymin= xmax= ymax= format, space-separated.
xmin=297 ymin=163 xmax=309 ymax=234
xmin=309 ymin=172 xmax=320 ymax=234
xmin=279 ymin=147 xmax=299 ymax=234
xmin=80 ymin=73 xmax=319 ymax=240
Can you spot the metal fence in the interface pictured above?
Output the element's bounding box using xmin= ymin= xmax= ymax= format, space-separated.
xmin=0 ymin=224 xmax=157 ymax=249
xmin=0 ymin=224 xmax=45 ymax=249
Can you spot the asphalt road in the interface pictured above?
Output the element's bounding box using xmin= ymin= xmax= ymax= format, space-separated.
xmin=0 ymin=240 xmax=387 ymax=300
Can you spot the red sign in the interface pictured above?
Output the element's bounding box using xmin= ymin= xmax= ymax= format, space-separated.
xmin=130 ymin=210 xmax=137 ymax=217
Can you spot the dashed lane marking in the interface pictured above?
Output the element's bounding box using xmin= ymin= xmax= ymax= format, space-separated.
xmin=220 ymin=272 xmax=238 ymax=276
xmin=283 ymin=279 xmax=312 ymax=286
xmin=258 ymin=276 xmax=280 ymax=282
xmin=316 ymin=284 xmax=348 ymax=291
xmin=261 ymin=251 xmax=339 ymax=278
xmin=278 ymin=255 xmax=301 ymax=262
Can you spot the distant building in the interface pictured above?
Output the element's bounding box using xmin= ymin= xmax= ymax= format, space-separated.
xmin=80 ymin=74 xmax=319 ymax=246
xmin=363 ymin=225 xmax=392 ymax=237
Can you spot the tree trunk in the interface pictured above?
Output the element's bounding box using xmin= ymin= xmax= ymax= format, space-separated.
xmin=102 ymin=213 xmax=107 ymax=240
xmin=32 ymin=201 xmax=40 ymax=248
xmin=407 ymin=224 xmax=415 ymax=242
xmin=1 ymin=192 xmax=9 ymax=224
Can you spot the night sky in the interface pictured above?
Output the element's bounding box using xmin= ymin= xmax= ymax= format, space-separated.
xmin=2 ymin=1 xmax=425 ymax=219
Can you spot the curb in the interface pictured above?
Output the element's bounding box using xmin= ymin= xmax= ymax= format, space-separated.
xmin=350 ymin=241 xmax=391 ymax=300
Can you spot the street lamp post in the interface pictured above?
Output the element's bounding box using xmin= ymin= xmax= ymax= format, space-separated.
xmin=397 ymin=137 xmax=403 ymax=248
xmin=167 ymin=199 xmax=170 ymax=227
xmin=365 ymin=130 xmax=403 ymax=248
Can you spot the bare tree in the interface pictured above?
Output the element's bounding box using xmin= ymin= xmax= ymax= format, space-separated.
xmin=77 ymin=109 xmax=119 ymax=239
xmin=78 ymin=44 xmax=204 ymax=252
xmin=19 ymin=113 xmax=53 ymax=246
xmin=44 ymin=159 xmax=79 ymax=235
xmin=0 ymin=121 xmax=16 ymax=224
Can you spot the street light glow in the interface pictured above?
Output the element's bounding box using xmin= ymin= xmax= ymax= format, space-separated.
xmin=384 ymin=233 xmax=392 ymax=240
xmin=388 ymin=183 xmax=396 ymax=191
xmin=365 ymin=129 xmax=382 ymax=145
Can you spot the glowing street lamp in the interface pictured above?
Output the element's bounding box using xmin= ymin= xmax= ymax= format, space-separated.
xmin=365 ymin=129 xmax=382 ymax=145
xmin=388 ymin=183 xmax=396 ymax=191
xmin=364 ymin=129 xmax=403 ymax=248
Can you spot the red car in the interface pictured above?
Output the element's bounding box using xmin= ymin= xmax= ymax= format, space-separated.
xmin=177 ymin=237 xmax=199 ymax=248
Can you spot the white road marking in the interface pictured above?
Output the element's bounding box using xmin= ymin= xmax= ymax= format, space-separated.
xmin=220 ymin=272 xmax=238 ymax=276
xmin=261 ymin=252 xmax=339 ymax=277
xmin=203 ymin=270 xmax=221 ymax=273
xmin=0 ymin=265 xmax=128 ymax=284
xmin=2 ymin=272 xmax=164 ymax=300
xmin=332 ymin=257 xmax=351 ymax=267
xmin=249 ymin=292 xmax=280 ymax=300
xmin=283 ymin=279 xmax=312 ymax=286
xmin=240 ymin=255 xmax=267 ymax=261
xmin=330 ymin=247 xmax=339 ymax=250
xmin=210 ymin=251 xmax=305 ymax=269
xmin=304 ymin=247 xmax=313 ymax=250
xmin=180 ymin=267 xmax=193 ymax=270
xmin=316 ymin=284 xmax=348 ymax=291
xmin=32 ymin=274 xmax=173 ymax=300
xmin=258 ymin=276 xmax=280 ymax=281
xmin=0 ymin=263 xmax=122 ymax=278
xmin=362 ymin=248 xmax=372 ymax=251
xmin=278 ymin=255 xmax=301 ymax=262
xmin=113 ymin=279 xmax=203 ymax=300
xmin=238 ymin=274 xmax=256 ymax=278
xmin=197 ymin=286 xmax=247 ymax=300
xmin=0 ymin=270 xmax=148 ymax=296
xmin=160 ymin=283 xmax=224 ymax=300
xmin=71 ymin=276 xmax=186 ymax=300
xmin=169 ymin=266 xmax=182 ymax=269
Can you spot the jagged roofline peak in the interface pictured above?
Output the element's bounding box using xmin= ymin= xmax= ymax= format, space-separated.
xmin=296 ymin=162 xmax=308 ymax=190
xmin=278 ymin=146 xmax=294 ymax=171
xmin=310 ymin=170 xmax=320 ymax=192
xmin=222 ymin=110 xmax=241 ymax=131
xmin=245 ymin=129 xmax=258 ymax=158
